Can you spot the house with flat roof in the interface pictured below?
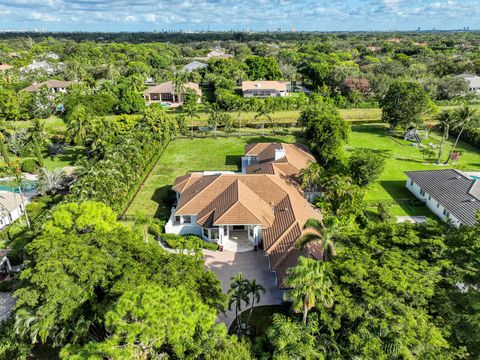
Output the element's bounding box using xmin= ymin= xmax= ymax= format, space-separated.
xmin=405 ymin=169 xmax=480 ymax=227
xmin=242 ymin=81 xmax=288 ymax=98
xmin=165 ymin=143 xmax=323 ymax=288
xmin=455 ymin=73 xmax=480 ymax=93
xmin=22 ymin=80 xmax=76 ymax=94
xmin=143 ymin=81 xmax=202 ymax=107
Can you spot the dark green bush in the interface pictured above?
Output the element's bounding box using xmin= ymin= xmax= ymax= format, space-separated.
xmin=161 ymin=233 xmax=218 ymax=251
xmin=21 ymin=159 xmax=38 ymax=173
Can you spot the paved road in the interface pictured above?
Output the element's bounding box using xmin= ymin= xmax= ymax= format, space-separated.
xmin=204 ymin=249 xmax=284 ymax=327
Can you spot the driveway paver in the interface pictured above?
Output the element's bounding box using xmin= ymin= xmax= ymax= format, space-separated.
xmin=204 ymin=249 xmax=284 ymax=327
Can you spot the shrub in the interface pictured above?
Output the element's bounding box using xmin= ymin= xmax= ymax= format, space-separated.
xmin=21 ymin=159 xmax=38 ymax=173
xmin=161 ymin=233 xmax=218 ymax=251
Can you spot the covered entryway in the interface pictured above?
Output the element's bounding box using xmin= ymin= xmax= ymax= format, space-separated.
xmin=220 ymin=225 xmax=259 ymax=252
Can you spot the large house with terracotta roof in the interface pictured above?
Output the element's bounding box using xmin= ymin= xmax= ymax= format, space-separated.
xmin=143 ymin=81 xmax=202 ymax=107
xmin=165 ymin=143 xmax=323 ymax=288
xmin=242 ymin=81 xmax=288 ymax=98
xmin=22 ymin=80 xmax=76 ymax=93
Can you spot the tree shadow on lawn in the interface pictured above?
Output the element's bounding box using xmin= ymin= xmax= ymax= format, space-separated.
xmin=245 ymin=135 xmax=306 ymax=145
xmin=225 ymin=155 xmax=241 ymax=170
xmin=378 ymin=180 xmax=431 ymax=217
xmin=345 ymin=146 xmax=391 ymax=158
xmin=393 ymin=157 xmax=426 ymax=164
xmin=152 ymin=185 xmax=174 ymax=220
xmin=351 ymin=123 xmax=389 ymax=134
xmin=50 ymin=147 xmax=86 ymax=165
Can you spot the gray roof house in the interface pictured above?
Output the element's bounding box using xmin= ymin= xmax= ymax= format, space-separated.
xmin=183 ymin=61 xmax=208 ymax=72
xmin=455 ymin=73 xmax=480 ymax=93
xmin=405 ymin=169 xmax=480 ymax=227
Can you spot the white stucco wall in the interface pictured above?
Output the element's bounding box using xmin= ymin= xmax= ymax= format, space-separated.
xmin=406 ymin=179 xmax=462 ymax=227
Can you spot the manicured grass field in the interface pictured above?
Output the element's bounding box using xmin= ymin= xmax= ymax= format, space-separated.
xmin=126 ymin=134 xmax=300 ymax=219
xmin=348 ymin=123 xmax=480 ymax=216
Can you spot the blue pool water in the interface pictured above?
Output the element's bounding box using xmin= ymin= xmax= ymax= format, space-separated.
xmin=471 ymin=175 xmax=480 ymax=180
xmin=0 ymin=181 xmax=38 ymax=193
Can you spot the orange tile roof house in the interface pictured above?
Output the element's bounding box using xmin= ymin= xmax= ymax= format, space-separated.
xmin=143 ymin=81 xmax=202 ymax=107
xmin=22 ymin=80 xmax=76 ymax=93
xmin=0 ymin=64 xmax=13 ymax=72
xmin=165 ymin=143 xmax=322 ymax=288
xmin=242 ymin=81 xmax=288 ymax=98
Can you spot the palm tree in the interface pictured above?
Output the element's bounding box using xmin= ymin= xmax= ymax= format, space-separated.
xmin=299 ymin=162 xmax=324 ymax=192
xmin=445 ymin=105 xmax=478 ymax=164
xmin=246 ymin=279 xmax=265 ymax=323
xmin=296 ymin=217 xmax=338 ymax=261
xmin=28 ymin=119 xmax=48 ymax=167
xmin=0 ymin=120 xmax=15 ymax=163
xmin=173 ymin=70 xmax=188 ymax=103
xmin=207 ymin=103 xmax=221 ymax=138
xmin=235 ymin=100 xmax=248 ymax=137
xmin=432 ymin=110 xmax=451 ymax=164
xmin=66 ymin=104 xmax=92 ymax=145
xmin=285 ymin=257 xmax=334 ymax=324
xmin=37 ymin=167 xmax=66 ymax=196
xmin=228 ymin=273 xmax=250 ymax=333
xmin=254 ymin=102 xmax=273 ymax=137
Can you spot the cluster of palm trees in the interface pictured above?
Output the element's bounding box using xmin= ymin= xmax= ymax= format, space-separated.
xmin=433 ymin=104 xmax=478 ymax=164
xmin=228 ymin=273 xmax=265 ymax=334
xmin=69 ymin=110 xmax=176 ymax=211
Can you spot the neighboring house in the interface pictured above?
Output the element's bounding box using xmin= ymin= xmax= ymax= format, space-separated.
xmin=143 ymin=81 xmax=202 ymax=106
xmin=207 ymin=50 xmax=233 ymax=59
xmin=0 ymin=191 xmax=28 ymax=230
xmin=165 ymin=143 xmax=323 ymax=288
xmin=406 ymin=169 xmax=480 ymax=227
xmin=183 ymin=61 xmax=208 ymax=72
xmin=0 ymin=64 xmax=13 ymax=72
xmin=242 ymin=81 xmax=288 ymax=98
xmin=22 ymin=80 xmax=76 ymax=93
xmin=455 ymin=73 xmax=480 ymax=93
xmin=20 ymin=60 xmax=57 ymax=75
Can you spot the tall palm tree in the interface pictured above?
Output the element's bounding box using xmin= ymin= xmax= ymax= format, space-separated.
xmin=37 ymin=167 xmax=66 ymax=196
xmin=66 ymin=104 xmax=92 ymax=146
xmin=228 ymin=273 xmax=250 ymax=333
xmin=28 ymin=119 xmax=48 ymax=167
xmin=285 ymin=257 xmax=334 ymax=324
xmin=235 ymin=100 xmax=248 ymax=137
xmin=296 ymin=217 xmax=338 ymax=261
xmin=432 ymin=110 xmax=451 ymax=164
xmin=247 ymin=279 xmax=265 ymax=323
xmin=445 ymin=105 xmax=478 ymax=164
xmin=254 ymin=102 xmax=273 ymax=137
xmin=0 ymin=120 xmax=15 ymax=163
xmin=173 ymin=70 xmax=188 ymax=103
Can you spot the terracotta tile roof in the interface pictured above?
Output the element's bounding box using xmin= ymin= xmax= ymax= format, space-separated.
xmin=242 ymin=81 xmax=288 ymax=92
xmin=0 ymin=64 xmax=13 ymax=71
xmin=172 ymin=143 xmax=322 ymax=288
xmin=143 ymin=81 xmax=202 ymax=97
xmin=22 ymin=80 xmax=76 ymax=92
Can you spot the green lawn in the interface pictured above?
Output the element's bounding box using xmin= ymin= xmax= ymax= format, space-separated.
xmin=126 ymin=134 xmax=300 ymax=219
xmin=348 ymin=123 xmax=480 ymax=216
xmin=42 ymin=146 xmax=86 ymax=170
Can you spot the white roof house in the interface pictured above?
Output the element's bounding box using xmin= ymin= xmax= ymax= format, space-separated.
xmin=455 ymin=73 xmax=480 ymax=93
xmin=20 ymin=61 xmax=57 ymax=75
xmin=183 ymin=61 xmax=208 ymax=72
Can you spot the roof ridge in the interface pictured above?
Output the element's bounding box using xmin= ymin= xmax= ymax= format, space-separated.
xmin=176 ymin=175 xmax=220 ymax=212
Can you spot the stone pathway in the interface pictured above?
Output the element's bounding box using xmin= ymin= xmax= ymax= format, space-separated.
xmin=203 ymin=249 xmax=283 ymax=327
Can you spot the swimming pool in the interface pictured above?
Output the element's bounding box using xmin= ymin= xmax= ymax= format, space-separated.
xmin=471 ymin=175 xmax=480 ymax=181
xmin=0 ymin=180 xmax=38 ymax=193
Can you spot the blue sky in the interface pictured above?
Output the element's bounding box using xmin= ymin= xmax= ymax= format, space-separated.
xmin=0 ymin=0 xmax=478 ymax=32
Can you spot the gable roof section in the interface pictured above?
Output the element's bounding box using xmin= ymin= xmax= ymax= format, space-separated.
xmin=406 ymin=169 xmax=480 ymax=226
xmin=196 ymin=179 xmax=274 ymax=227
xmin=143 ymin=81 xmax=202 ymax=96
xmin=23 ymin=80 xmax=75 ymax=92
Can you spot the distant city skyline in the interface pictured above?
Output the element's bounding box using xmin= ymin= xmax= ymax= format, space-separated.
xmin=0 ymin=0 xmax=478 ymax=32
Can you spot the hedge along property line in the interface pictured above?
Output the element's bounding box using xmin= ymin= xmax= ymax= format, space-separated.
xmin=118 ymin=139 xmax=171 ymax=220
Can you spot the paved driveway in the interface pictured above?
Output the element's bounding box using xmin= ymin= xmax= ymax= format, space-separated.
xmin=204 ymin=250 xmax=284 ymax=327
